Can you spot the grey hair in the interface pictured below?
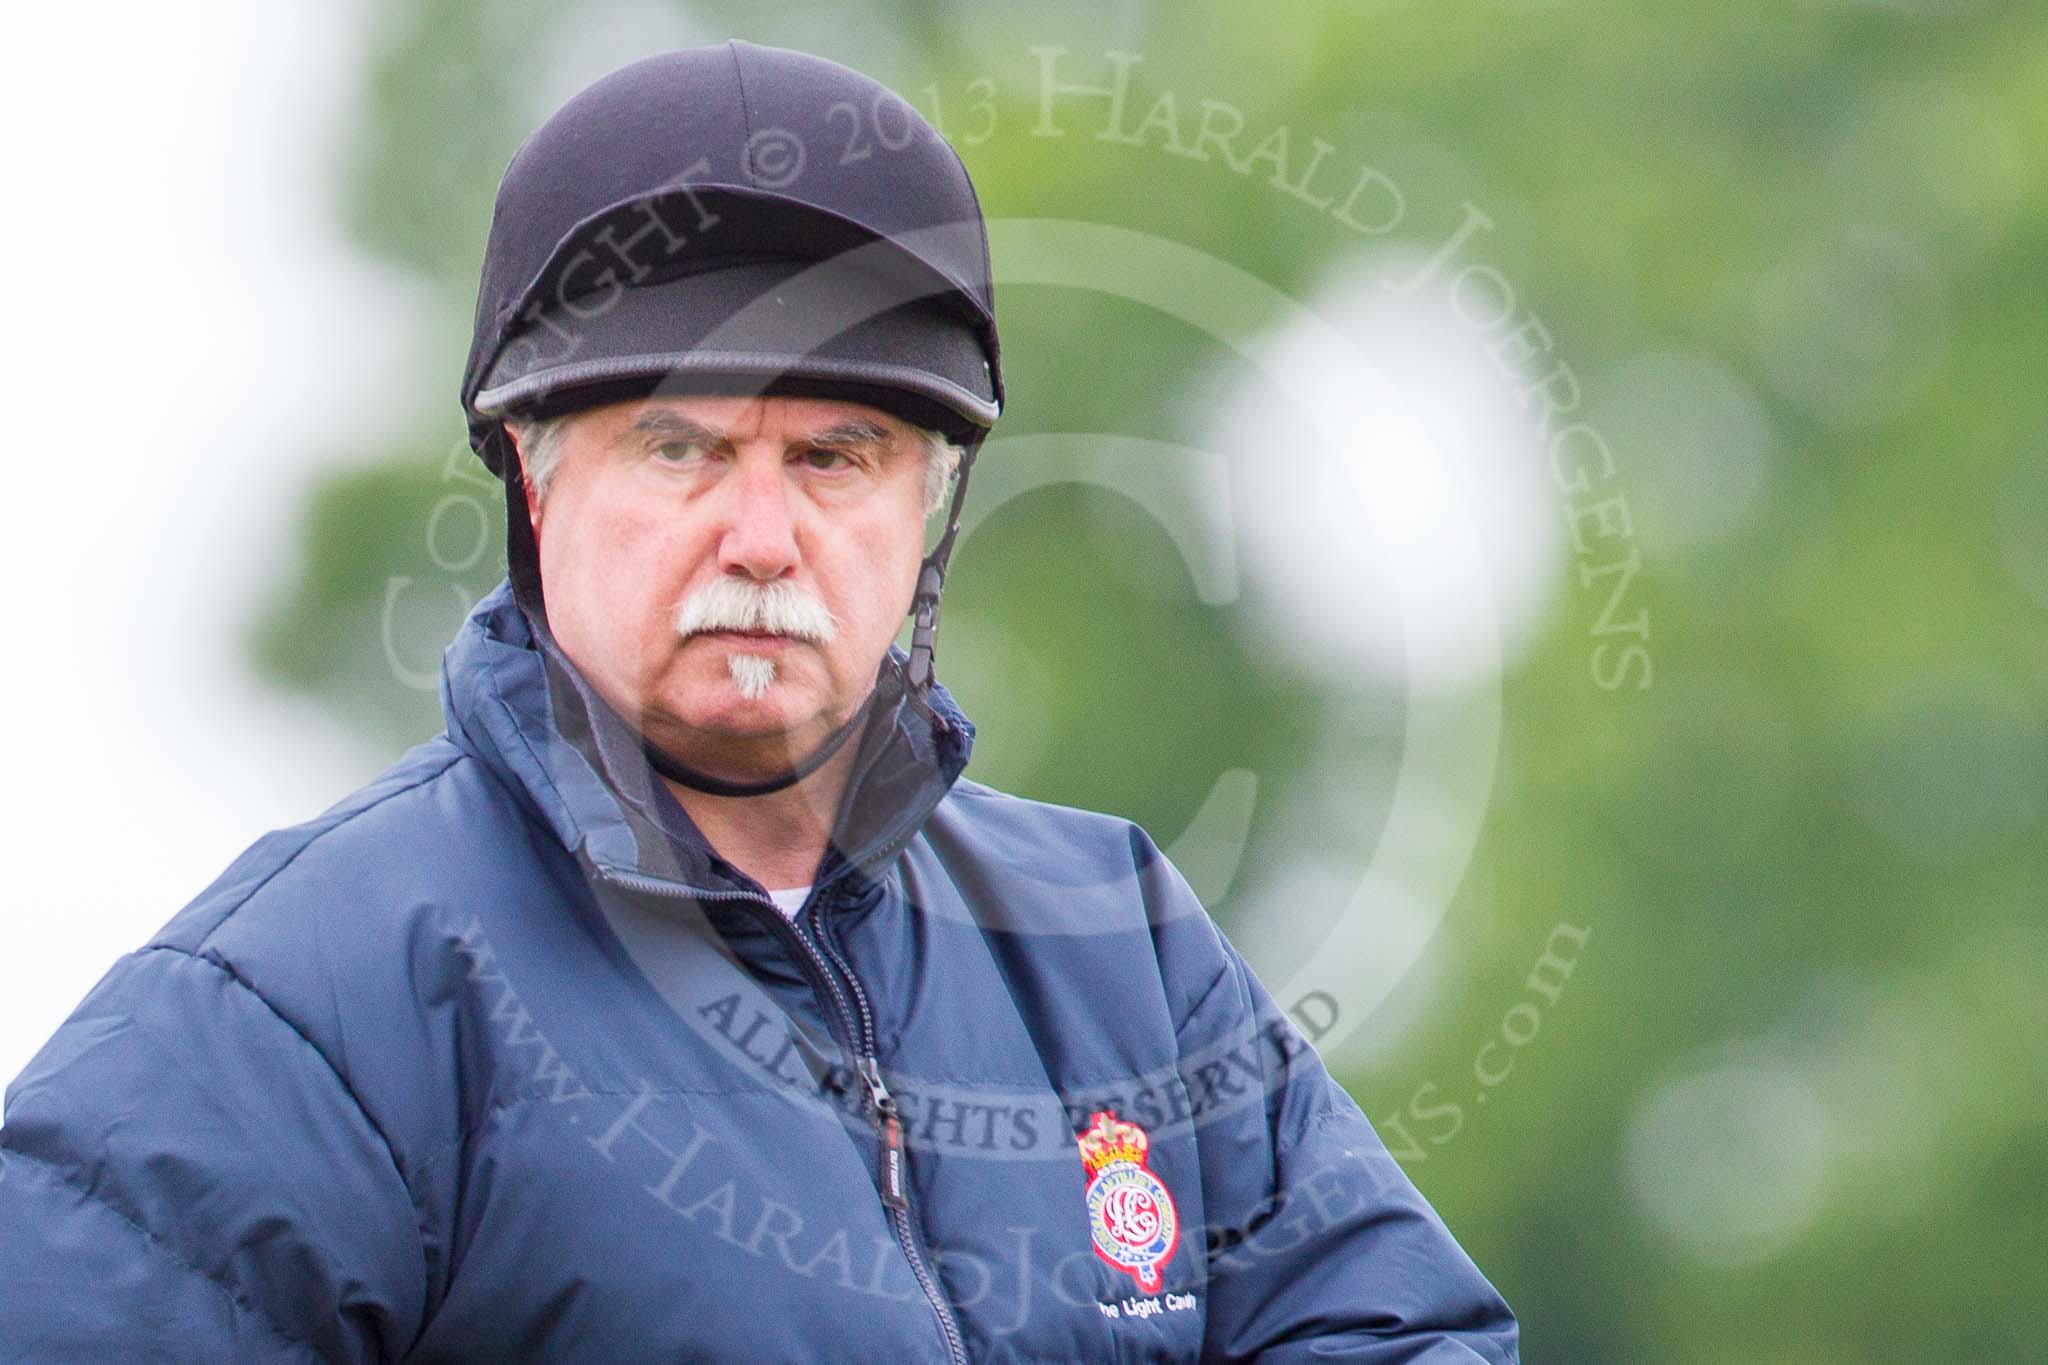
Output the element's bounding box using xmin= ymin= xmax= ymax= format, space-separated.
xmin=507 ymin=414 xmax=961 ymax=517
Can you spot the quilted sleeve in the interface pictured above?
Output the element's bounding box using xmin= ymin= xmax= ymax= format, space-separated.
xmin=1176 ymin=931 xmax=1521 ymax=1364
xmin=0 ymin=945 xmax=428 ymax=1364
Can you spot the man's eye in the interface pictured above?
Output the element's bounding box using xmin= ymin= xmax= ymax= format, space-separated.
xmin=800 ymin=448 xmax=853 ymax=471
xmin=653 ymin=440 xmax=712 ymax=465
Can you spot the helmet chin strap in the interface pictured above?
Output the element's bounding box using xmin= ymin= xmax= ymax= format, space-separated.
xmin=495 ymin=425 xmax=982 ymax=799
xmin=902 ymin=428 xmax=981 ymax=709
xmin=638 ymin=683 xmax=882 ymax=797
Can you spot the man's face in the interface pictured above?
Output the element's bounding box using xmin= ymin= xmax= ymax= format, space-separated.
xmin=517 ymin=393 xmax=930 ymax=773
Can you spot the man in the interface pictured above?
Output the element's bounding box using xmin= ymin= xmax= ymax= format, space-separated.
xmin=0 ymin=41 xmax=1518 ymax=1363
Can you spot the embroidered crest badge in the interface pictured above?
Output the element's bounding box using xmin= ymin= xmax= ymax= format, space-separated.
xmin=1077 ymin=1109 xmax=1180 ymax=1293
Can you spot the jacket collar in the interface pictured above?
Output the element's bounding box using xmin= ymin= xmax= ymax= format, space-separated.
xmin=439 ymin=580 xmax=974 ymax=899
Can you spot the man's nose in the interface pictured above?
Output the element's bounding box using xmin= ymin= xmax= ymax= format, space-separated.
xmin=716 ymin=455 xmax=800 ymax=579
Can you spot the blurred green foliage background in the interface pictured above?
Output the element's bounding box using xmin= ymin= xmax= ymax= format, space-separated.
xmin=251 ymin=1 xmax=2047 ymax=1358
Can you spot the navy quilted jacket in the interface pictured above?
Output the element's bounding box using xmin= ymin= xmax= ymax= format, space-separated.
xmin=0 ymin=583 xmax=1518 ymax=1362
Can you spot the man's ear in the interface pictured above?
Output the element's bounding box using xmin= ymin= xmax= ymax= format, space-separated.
xmin=505 ymin=422 xmax=543 ymax=541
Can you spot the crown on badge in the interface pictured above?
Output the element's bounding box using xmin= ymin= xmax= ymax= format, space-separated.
xmin=1077 ymin=1110 xmax=1149 ymax=1175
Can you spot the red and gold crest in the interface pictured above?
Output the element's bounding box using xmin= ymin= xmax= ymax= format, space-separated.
xmin=1077 ymin=1110 xmax=1180 ymax=1293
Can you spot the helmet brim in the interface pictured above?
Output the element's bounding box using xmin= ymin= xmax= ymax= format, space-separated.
xmin=473 ymin=252 xmax=998 ymax=446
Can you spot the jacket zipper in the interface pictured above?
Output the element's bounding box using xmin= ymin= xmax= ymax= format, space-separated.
xmin=811 ymin=891 xmax=969 ymax=1364
xmin=598 ymin=868 xmax=969 ymax=1365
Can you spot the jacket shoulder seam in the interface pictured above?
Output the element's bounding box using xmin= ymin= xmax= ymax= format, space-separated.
xmin=942 ymin=779 xmax=1141 ymax=833
xmin=164 ymin=748 xmax=466 ymax=1251
xmin=136 ymin=943 xmax=425 ymax=1286
xmin=1174 ymin=954 xmax=1240 ymax=1043
xmin=0 ymin=1142 xmax=325 ymax=1361
xmin=191 ymin=747 xmax=468 ymax=952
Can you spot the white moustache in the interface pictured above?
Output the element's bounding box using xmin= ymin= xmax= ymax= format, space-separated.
xmin=673 ymin=577 xmax=840 ymax=644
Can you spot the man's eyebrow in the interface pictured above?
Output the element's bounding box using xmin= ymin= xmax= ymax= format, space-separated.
xmin=799 ymin=417 xmax=896 ymax=450
xmin=621 ymin=410 xmax=724 ymax=445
